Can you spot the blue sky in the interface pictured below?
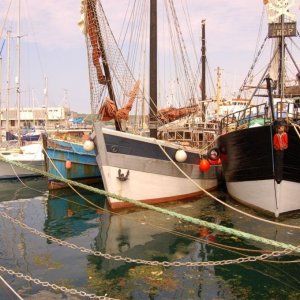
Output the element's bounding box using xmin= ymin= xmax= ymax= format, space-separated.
xmin=0 ymin=1 xmax=299 ymax=113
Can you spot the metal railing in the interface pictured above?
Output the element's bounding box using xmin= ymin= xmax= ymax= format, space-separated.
xmin=219 ymin=101 xmax=300 ymax=134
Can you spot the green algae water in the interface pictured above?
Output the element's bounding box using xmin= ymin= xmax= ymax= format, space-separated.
xmin=0 ymin=178 xmax=299 ymax=299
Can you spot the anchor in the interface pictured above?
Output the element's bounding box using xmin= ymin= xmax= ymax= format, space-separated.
xmin=117 ymin=169 xmax=130 ymax=181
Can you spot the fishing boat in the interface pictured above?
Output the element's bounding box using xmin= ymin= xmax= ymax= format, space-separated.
xmin=217 ymin=0 xmax=300 ymax=217
xmin=43 ymin=3 xmax=222 ymax=191
xmin=42 ymin=129 xmax=101 ymax=189
xmin=81 ymin=0 xmax=221 ymax=209
xmin=0 ymin=143 xmax=44 ymax=180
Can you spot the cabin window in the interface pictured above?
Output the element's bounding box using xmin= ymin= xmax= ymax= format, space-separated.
xmin=163 ymin=133 xmax=168 ymax=139
xmin=194 ymin=133 xmax=203 ymax=141
xmin=176 ymin=131 xmax=184 ymax=140
xmin=184 ymin=132 xmax=191 ymax=140
xmin=169 ymin=132 xmax=175 ymax=139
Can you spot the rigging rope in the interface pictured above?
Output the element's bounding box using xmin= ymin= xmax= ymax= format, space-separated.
xmin=237 ymin=35 xmax=268 ymax=99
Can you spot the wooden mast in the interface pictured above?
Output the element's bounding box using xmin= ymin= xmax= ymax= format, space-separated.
xmin=201 ymin=19 xmax=206 ymax=122
xmin=5 ymin=30 xmax=11 ymax=135
xmin=278 ymin=14 xmax=285 ymax=102
xmin=0 ymin=41 xmax=3 ymax=130
xmin=16 ymin=0 xmax=21 ymax=146
xmin=216 ymin=66 xmax=222 ymax=119
xmin=149 ymin=0 xmax=157 ymax=138
xmin=88 ymin=0 xmax=121 ymax=131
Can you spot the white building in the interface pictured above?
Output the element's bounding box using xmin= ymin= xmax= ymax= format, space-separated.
xmin=0 ymin=106 xmax=71 ymax=130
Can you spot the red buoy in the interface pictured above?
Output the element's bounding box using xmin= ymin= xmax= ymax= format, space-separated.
xmin=199 ymin=159 xmax=210 ymax=172
xmin=65 ymin=160 xmax=72 ymax=169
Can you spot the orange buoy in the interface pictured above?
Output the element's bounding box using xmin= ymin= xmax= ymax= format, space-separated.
xmin=65 ymin=160 xmax=72 ymax=169
xmin=199 ymin=227 xmax=209 ymax=237
xmin=199 ymin=227 xmax=216 ymax=242
xmin=67 ymin=209 xmax=73 ymax=217
xmin=199 ymin=159 xmax=210 ymax=172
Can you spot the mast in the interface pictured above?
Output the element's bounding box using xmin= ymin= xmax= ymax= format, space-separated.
xmin=278 ymin=14 xmax=285 ymax=100
xmin=31 ymin=89 xmax=35 ymax=128
xmin=142 ymin=50 xmax=147 ymax=129
xmin=266 ymin=75 xmax=275 ymax=121
xmin=5 ymin=31 xmax=11 ymax=134
xmin=16 ymin=0 xmax=21 ymax=146
xmin=149 ymin=0 xmax=157 ymax=138
xmin=99 ymin=36 xmax=121 ymax=131
xmin=43 ymin=76 xmax=48 ymax=129
xmin=87 ymin=0 xmax=121 ymax=131
xmin=216 ymin=66 xmax=222 ymax=119
xmin=201 ymin=19 xmax=206 ymax=122
xmin=0 ymin=40 xmax=4 ymax=132
xmin=267 ymin=0 xmax=297 ymax=103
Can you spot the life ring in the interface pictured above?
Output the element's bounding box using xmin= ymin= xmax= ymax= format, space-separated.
xmin=111 ymin=145 xmax=119 ymax=153
xmin=207 ymin=148 xmax=220 ymax=161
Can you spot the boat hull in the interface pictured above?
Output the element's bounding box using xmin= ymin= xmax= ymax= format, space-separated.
xmin=0 ymin=144 xmax=44 ymax=180
xmin=0 ymin=158 xmax=44 ymax=180
xmin=93 ymin=122 xmax=220 ymax=210
xmin=44 ymin=138 xmax=101 ymax=189
xmin=218 ymin=125 xmax=300 ymax=216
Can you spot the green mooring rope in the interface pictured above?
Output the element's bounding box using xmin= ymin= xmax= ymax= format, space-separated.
xmin=0 ymin=154 xmax=299 ymax=254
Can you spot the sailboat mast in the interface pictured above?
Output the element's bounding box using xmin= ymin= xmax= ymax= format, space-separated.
xmin=99 ymin=37 xmax=121 ymax=131
xmin=278 ymin=14 xmax=285 ymax=100
xmin=0 ymin=63 xmax=1 ymax=132
xmin=16 ymin=0 xmax=21 ymax=146
xmin=0 ymin=42 xmax=3 ymax=130
xmin=87 ymin=0 xmax=121 ymax=131
xmin=44 ymin=76 xmax=48 ymax=129
xmin=149 ymin=0 xmax=157 ymax=138
xmin=266 ymin=1 xmax=297 ymax=101
xmin=201 ymin=20 xmax=206 ymax=122
xmin=5 ymin=30 xmax=11 ymax=134
xmin=216 ymin=66 xmax=222 ymax=119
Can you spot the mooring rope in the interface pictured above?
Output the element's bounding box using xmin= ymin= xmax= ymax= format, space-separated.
xmin=0 ymin=154 xmax=300 ymax=253
xmin=155 ymin=140 xmax=300 ymax=230
xmin=12 ymin=172 xmax=290 ymax=257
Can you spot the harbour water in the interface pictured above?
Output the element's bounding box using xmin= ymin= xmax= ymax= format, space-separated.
xmin=0 ymin=178 xmax=300 ymax=299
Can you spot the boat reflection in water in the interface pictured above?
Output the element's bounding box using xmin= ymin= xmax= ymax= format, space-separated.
xmin=45 ymin=190 xmax=300 ymax=299
xmin=1 ymin=181 xmax=299 ymax=299
xmin=44 ymin=185 xmax=106 ymax=239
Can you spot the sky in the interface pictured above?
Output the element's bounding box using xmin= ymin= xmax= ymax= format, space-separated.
xmin=0 ymin=0 xmax=299 ymax=114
